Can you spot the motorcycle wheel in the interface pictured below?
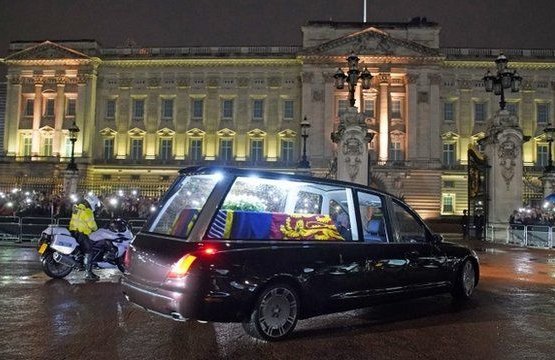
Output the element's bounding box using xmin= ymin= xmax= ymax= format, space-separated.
xmin=41 ymin=251 xmax=73 ymax=279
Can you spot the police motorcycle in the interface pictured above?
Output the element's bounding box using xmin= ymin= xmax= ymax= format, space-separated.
xmin=37 ymin=217 xmax=133 ymax=279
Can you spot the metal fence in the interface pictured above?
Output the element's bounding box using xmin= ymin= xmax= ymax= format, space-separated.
xmin=0 ymin=216 xmax=146 ymax=242
xmin=486 ymin=224 xmax=554 ymax=249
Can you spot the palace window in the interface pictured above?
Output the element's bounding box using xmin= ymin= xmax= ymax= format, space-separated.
xmin=337 ymin=99 xmax=349 ymax=116
xmin=537 ymin=143 xmax=548 ymax=167
xmin=66 ymin=98 xmax=76 ymax=117
xmin=441 ymin=193 xmax=455 ymax=214
xmin=443 ymin=102 xmax=455 ymax=122
xmin=45 ymin=99 xmax=55 ymax=117
xmin=189 ymin=138 xmax=203 ymax=161
xmin=250 ymin=139 xmax=264 ymax=162
xmin=363 ymin=99 xmax=375 ymax=118
xmin=132 ymin=99 xmax=145 ymax=120
xmin=159 ymin=138 xmax=173 ymax=161
xmin=41 ymin=137 xmax=53 ymax=157
xmin=106 ymin=99 xmax=116 ymax=119
xmin=24 ymin=99 xmax=34 ymax=117
xmin=283 ymin=100 xmax=294 ymax=120
xmin=130 ymin=138 xmax=143 ymax=160
xmin=222 ymin=99 xmax=234 ymax=120
xmin=64 ymin=137 xmax=72 ymax=157
xmin=219 ymin=139 xmax=233 ymax=162
xmin=161 ymin=99 xmax=174 ymax=120
xmin=389 ymin=141 xmax=403 ymax=161
xmin=537 ymin=103 xmax=550 ymax=125
xmin=391 ymin=100 xmax=402 ymax=119
xmin=253 ymin=99 xmax=264 ymax=121
xmin=474 ymin=102 xmax=487 ymax=123
xmin=22 ymin=137 xmax=32 ymax=157
xmin=443 ymin=142 xmax=456 ymax=166
xmin=281 ymin=139 xmax=294 ymax=164
xmin=506 ymin=102 xmax=519 ymax=117
xmin=103 ymin=138 xmax=114 ymax=160
xmin=191 ymin=99 xmax=204 ymax=120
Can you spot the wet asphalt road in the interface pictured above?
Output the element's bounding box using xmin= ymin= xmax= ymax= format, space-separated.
xmin=0 ymin=239 xmax=553 ymax=360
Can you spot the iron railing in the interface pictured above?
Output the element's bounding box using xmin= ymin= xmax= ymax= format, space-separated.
xmin=0 ymin=216 xmax=146 ymax=242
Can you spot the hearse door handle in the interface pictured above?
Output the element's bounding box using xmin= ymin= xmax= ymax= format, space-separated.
xmin=405 ymin=250 xmax=420 ymax=259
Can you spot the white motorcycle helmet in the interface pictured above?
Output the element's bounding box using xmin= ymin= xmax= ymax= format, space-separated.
xmin=84 ymin=194 xmax=102 ymax=211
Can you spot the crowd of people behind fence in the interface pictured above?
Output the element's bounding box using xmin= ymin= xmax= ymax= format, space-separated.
xmin=509 ymin=207 xmax=555 ymax=226
xmin=0 ymin=189 xmax=160 ymax=219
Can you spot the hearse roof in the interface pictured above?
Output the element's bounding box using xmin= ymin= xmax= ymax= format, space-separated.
xmin=178 ymin=166 xmax=396 ymax=199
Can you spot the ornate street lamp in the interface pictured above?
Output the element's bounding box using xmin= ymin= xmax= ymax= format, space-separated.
xmin=483 ymin=54 xmax=522 ymax=110
xmin=298 ymin=116 xmax=311 ymax=168
xmin=334 ymin=52 xmax=373 ymax=107
xmin=543 ymin=124 xmax=555 ymax=172
xmin=67 ymin=121 xmax=80 ymax=171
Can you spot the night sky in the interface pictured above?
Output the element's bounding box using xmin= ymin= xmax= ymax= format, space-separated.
xmin=0 ymin=0 xmax=555 ymax=56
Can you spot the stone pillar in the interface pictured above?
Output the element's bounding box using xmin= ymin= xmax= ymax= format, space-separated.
xmin=54 ymin=75 xmax=66 ymax=156
xmin=62 ymin=170 xmax=79 ymax=195
xmin=331 ymin=107 xmax=373 ymax=185
xmin=32 ymin=76 xmax=44 ymax=155
xmin=541 ymin=171 xmax=555 ymax=197
xmin=378 ymin=73 xmax=390 ymax=162
xmin=405 ymin=73 xmax=419 ymax=160
xmin=483 ymin=109 xmax=525 ymax=240
xmin=5 ymin=75 xmax=22 ymax=156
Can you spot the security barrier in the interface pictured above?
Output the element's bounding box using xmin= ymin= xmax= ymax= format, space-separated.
xmin=505 ymin=224 xmax=554 ymax=248
xmin=0 ymin=216 xmax=146 ymax=242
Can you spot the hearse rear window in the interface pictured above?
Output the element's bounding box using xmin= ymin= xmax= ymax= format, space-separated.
xmin=207 ymin=176 xmax=358 ymax=241
xmin=148 ymin=174 xmax=219 ymax=238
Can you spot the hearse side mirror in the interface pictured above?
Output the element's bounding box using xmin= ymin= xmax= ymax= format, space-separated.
xmin=431 ymin=233 xmax=443 ymax=244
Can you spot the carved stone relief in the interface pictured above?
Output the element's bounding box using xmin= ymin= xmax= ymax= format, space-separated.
xmin=498 ymin=139 xmax=518 ymax=188
xmin=312 ymin=89 xmax=324 ymax=102
xmin=342 ymin=129 xmax=364 ymax=182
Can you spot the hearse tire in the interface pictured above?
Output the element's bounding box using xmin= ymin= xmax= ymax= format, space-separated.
xmin=452 ymin=259 xmax=476 ymax=301
xmin=242 ymin=283 xmax=299 ymax=341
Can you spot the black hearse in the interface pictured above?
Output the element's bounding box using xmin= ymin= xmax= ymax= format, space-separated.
xmin=122 ymin=167 xmax=479 ymax=341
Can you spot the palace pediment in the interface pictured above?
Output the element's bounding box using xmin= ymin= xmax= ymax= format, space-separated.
xmin=300 ymin=27 xmax=441 ymax=58
xmin=4 ymin=41 xmax=91 ymax=62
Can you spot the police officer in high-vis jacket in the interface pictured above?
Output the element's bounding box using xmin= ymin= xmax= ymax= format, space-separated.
xmin=70 ymin=194 xmax=101 ymax=281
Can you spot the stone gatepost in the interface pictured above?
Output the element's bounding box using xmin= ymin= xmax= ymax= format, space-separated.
xmin=482 ymin=109 xmax=525 ymax=241
xmin=62 ymin=170 xmax=79 ymax=195
xmin=331 ymin=107 xmax=373 ymax=185
xmin=541 ymin=171 xmax=555 ymax=198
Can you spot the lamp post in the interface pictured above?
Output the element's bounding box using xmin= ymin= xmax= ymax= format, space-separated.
xmin=67 ymin=121 xmax=80 ymax=172
xmin=298 ymin=116 xmax=311 ymax=168
xmin=483 ymin=54 xmax=522 ymax=110
xmin=333 ymin=53 xmax=373 ymax=107
xmin=543 ymin=124 xmax=555 ymax=172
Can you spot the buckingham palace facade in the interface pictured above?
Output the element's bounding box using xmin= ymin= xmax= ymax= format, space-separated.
xmin=1 ymin=19 xmax=554 ymax=218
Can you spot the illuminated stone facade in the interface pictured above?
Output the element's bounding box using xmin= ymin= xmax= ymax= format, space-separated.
xmin=2 ymin=20 xmax=555 ymax=218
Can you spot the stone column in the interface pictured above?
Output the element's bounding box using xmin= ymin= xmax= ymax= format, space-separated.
xmin=331 ymin=107 xmax=373 ymax=185
xmin=405 ymin=73 xmax=419 ymax=160
xmin=54 ymin=74 xmax=66 ymax=156
xmin=5 ymin=75 xmax=22 ymax=156
xmin=32 ymin=75 xmax=44 ymax=155
xmin=428 ymin=74 xmax=441 ymax=163
xmin=483 ymin=109 xmax=525 ymax=240
xmin=378 ymin=73 xmax=390 ymax=162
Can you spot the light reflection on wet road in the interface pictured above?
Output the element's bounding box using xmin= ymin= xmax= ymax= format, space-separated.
xmin=0 ymin=240 xmax=553 ymax=360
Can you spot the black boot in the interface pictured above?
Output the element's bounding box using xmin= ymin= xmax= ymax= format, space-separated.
xmin=84 ymin=253 xmax=99 ymax=281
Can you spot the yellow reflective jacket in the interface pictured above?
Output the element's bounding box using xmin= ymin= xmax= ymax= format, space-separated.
xmin=69 ymin=203 xmax=98 ymax=235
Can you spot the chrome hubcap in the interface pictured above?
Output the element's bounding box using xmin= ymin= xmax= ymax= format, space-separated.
xmin=258 ymin=287 xmax=297 ymax=338
xmin=462 ymin=261 xmax=475 ymax=296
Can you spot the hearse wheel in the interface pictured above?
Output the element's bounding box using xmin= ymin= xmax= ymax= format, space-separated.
xmin=243 ymin=283 xmax=299 ymax=341
xmin=452 ymin=259 xmax=476 ymax=300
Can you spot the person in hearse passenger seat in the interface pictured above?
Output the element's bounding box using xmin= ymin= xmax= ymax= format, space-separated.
xmin=362 ymin=205 xmax=384 ymax=242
